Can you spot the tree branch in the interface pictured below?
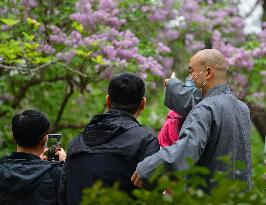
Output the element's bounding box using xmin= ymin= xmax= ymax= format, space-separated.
xmin=244 ymin=0 xmax=261 ymax=18
xmin=53 ymin=78 xmax=74 ymax=130
xmin=11 ymin=76 xmax=68 ymax=108
xmin=57 ymin=62 xmax=88 ymax=78
xmin=52 ymin=123 xmax=87 ymax=132
xmin=0 ymin=60 xmax=56 ymax=75
xmin=0 ymin=110 xmax=8 ymax=118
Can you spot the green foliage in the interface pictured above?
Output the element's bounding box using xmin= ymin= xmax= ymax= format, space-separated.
xmin=81 ymin=165 xmax=266 ymax=205
xmin=251 ymin=126 xmax=264 ymax=178
xmin=138 ymin=86 xmax=168 ymax=130
xmin=81 ymin=181 xmax=133 ymax=205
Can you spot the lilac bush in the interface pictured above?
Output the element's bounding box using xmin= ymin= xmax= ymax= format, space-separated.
xmin=0 ymin=0 xmax=265 ymax=105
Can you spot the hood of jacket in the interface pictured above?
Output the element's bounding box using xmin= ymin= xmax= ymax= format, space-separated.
xmin=82 ymin=109 xmax=140 ymax=146
xmin=0 ymin=152 xmax=55 ymax=197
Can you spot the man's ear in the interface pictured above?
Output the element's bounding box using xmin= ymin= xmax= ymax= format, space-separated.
xmin=206 ymin=66 xmax=214 ymax=80
xmin=106 ymin=95 xmax=111 ymax=110
xmin=140 ymin=97 xmax=146 ymax=111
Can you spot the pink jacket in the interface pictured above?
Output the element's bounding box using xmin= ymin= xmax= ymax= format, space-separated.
xmin=158 ymin=110 xmax=183 ymax=147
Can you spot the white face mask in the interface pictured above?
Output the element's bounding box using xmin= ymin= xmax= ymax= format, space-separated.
xmin=189 ymin=69 xmax=207 ymax=88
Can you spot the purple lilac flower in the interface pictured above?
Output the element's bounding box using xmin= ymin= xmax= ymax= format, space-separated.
xmin=102 ymin=46 xmax=117 ymax=60
xmin=117 ymin=49 xmax=136 ymax=59
xmin=208 ymin=10 xmax=227 ymax=25
xmin=139 ymin=72 xmax=147 ymax=79
xmin=230 ymin=17 xmax=245 ymax=29
xmin=207 ymin=0 xmax=213 ymax=5
xmin=160 ymin=57 xmax=174 ymax=70
xmin=149 ymin=9 xmax=168 ymax=21
xmin=11 ymin=8 xmax=20 ymax=15
xmin=23 ymin=0 xmax=38 ymax=8
xmin=161 ymin=28 xmax=179 ymax=41
xmin=233 ymin=73 xmax=248 ymax=87
xmin=157 ymin=42 xmax=171 ymax=53
xmin=182 ymin=0 xmax=199 ymax=13
xmin=70 ymin=0 xmax=126 ymax=29
xmin=70 ymin=30 xmax=82 ymax=47
xmin=56 ymin=51 xmax=76 ymax=63
xmin=39 ymin=44 xmax=56 ymax=54
xmin=185 ymin=34 xmax=205 ymax=53
xmin=252 ymin=48 xmax=263 ymax=58
xmin=99 ymin=0 xmax=117 ymax=11
xmin=252 ymin=92 xmax=265 ymax=98
xmin=99 ymin=67 xmax=114 ymax=79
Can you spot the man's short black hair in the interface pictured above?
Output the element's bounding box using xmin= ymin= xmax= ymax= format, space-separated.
xmin=12 ymin=110 xmax=50 ymax=148
xmin=108 ymin=72 xmax=145 ymax=113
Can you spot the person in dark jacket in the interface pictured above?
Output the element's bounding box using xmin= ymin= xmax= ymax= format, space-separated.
xmin=60 ymin=72 xmax=160 ymax=205
xmin=0 ymin=110 xmax=66 ymax=205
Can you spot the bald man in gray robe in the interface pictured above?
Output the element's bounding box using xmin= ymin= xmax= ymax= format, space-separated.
xmin=131 ymin=49 xmax=252 ymax=190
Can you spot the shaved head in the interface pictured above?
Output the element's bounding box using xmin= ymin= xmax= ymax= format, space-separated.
xmin=191 ymin=49 xmax=228 ymax=81
xmin=192 ymin=49 xmax=228 ymax=72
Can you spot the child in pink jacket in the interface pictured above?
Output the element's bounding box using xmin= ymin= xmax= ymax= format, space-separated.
xmin=158 ymin=110 xmax=183 ymax=147
xmin=158 ymin=110 xmax=184 ymax=195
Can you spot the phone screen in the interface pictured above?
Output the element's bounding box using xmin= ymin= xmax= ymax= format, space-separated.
xmin=47 ymin=134 xmax=62 ymax=161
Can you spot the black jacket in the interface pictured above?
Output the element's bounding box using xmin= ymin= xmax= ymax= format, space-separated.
xmin=61 ymin=109 xmax=159 ymax=205
xmin=0 ymin=152 xmax=63 ymax=205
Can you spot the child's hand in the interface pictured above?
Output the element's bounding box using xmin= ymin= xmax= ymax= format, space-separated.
xmin=170 ymin=72 xmax=176 ymax=78
xmin=164 ymin=72 xmax=176 ymax=86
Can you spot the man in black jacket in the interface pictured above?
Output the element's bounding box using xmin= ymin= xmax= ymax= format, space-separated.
xmin=60 ymin=72 xmax=160 ymax=205
xmin=0 ymin=110 xmax=66 ymax=205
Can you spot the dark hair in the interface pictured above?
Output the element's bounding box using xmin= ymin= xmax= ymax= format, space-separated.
xmin=12 ymin=110 xmax=50 ymax=148
xmin=108 ymin=72 xmax=145 ymax=113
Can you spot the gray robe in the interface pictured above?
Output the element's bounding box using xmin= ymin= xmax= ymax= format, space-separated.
xmin=137 ymin=78 xmax=252 ymax=188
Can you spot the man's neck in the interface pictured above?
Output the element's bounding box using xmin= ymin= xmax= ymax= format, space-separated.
xmin=16 ymin=146 xmax=41 ymax=158
xmin=202 ymin=80 xmax=226 ymax=97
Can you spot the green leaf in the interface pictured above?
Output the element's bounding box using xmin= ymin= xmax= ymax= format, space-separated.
xmin=26 ymin=17 xmax=41 ymax=28
xmin=92 ymin=55 xmax=106 ymax=65
xmin=72 ymin=22 xmax=84 ymax=33
xmin=22 ymin=32 xmax=35 ymax=41
xmin=0 ymin=18 xmax=19 ymax=26
xmin=75 ymin=49 xmax=92 ymax=57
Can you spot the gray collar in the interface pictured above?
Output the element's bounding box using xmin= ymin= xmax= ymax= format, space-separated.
xmin=205 ymin=84 xmax=231 ymax=97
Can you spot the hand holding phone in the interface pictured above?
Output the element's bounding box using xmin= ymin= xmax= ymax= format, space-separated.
xmin=55 ymin=148 xmax=67 ymax=162
xmin=47 ymin=134 xmax=62 ymax=161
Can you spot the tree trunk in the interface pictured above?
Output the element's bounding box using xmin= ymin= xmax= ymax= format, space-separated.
xmin=262 ymin=0 xmax=266 ymax=22
xmin=249 ymin=104 xmax=266 ymax=142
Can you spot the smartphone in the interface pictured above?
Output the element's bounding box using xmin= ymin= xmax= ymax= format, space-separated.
xmin=47 ymin=134 xmax=62 ymax=161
